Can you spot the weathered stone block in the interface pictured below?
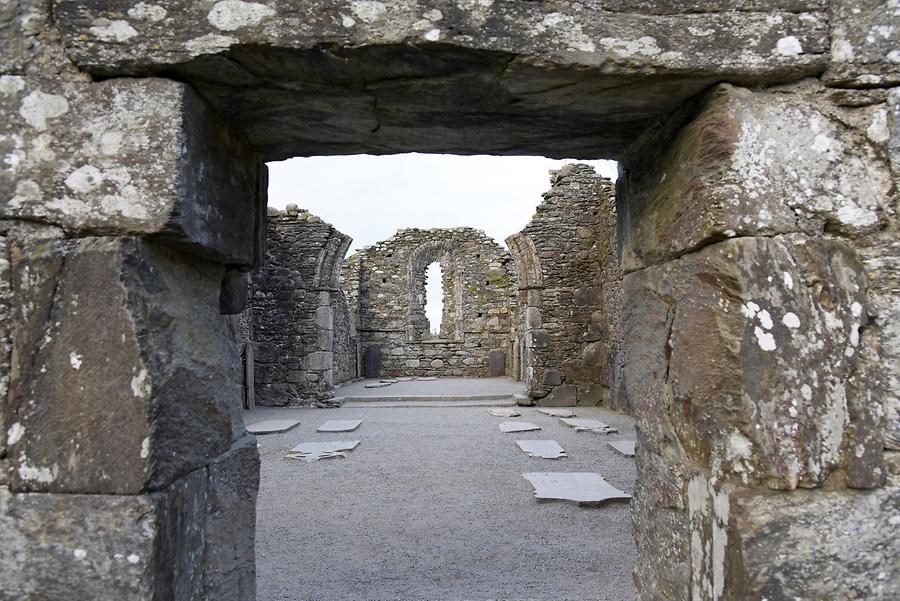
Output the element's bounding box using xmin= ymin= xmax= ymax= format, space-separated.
xmin=539 ymin=383 xmax=577 ymax=407
xmin=0 ymin=76 xmax=260 ymax=265
xmin=0 ymin=235 xmax=9 ymax=472
xmin=0 ymin=469 xmax=207 ymax=601
xmin=542 ymin=369 xmax=562 ymax=387
xmin=824 ymin=0 xmax=900 ymax=88
xmin=531 ymin=329 xmax=550 ymax=348
xmin=618 ymin=83 xmax=894 ymax=271
xmin=623 ymin=235 xmax=882 ymax=491
xmin=632 ymin=443 xmax=691 ymax=601
xmin=204 ymin=436 xmax=260 ymax=601
xmin=55 ymin=1 xmax=828 ymax=159
xmin=5 ymin=236 xmax=244 ymax=494
xmin=733 ymin=476 xmax=900 ymax=599
xmin=0 ymin=0 xmax=46 ymax=73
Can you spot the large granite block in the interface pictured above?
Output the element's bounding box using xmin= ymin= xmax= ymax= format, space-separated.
xmin=618 ymin=84 xmax=894 ymax=271
xmin=733 ymin=476 xmax=900 ymax=599
xmin=51 ymin=2 xmax=828 ymax=159
xmin=0 ymin=76 xmax=260 ymax=265
xmin=4 ymin=236 xmax=245 ymax=494
xmin=204 ymin=436 xmax=260 ymax=601
xmin=824 ymin=0 xmax=900 ymax=88
xmin=622 ymin=235 xmax=883 ymax=491
xmin=0 ymin=0 xmax=46 ymax=73
xmin=0 ymin=469 xmax=207 ymax=601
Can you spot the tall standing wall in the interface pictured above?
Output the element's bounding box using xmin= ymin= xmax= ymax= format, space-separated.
xmin=247 ymin=206 xmax=354 ymax=406
xmin=343 ymin=228 xmax=516 ymax=378
xmin=508 ymin=165 xmax=623 ymax=407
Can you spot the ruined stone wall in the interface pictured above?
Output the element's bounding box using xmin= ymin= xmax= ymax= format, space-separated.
xmin=248 ymin=205 xmax=353 ymax=406
xmin=508 ymin=165 xmax=623 ymax=407
xmin=343 ymin=228 xmax=515 ymax=377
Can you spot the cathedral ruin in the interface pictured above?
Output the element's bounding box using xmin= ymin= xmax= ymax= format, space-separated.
xmin=1 ymin=1 xmax=898 ymax=600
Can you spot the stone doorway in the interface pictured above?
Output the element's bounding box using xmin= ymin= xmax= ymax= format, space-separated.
xmin=2 ymin=3 xmax=897 ymax=600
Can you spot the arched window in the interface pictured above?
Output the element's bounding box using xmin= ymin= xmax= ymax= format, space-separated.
xmin=425 ymin=261 xmax=443 ymax=337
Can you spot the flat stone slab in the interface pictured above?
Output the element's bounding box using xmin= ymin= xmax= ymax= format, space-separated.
xmin=537 ymin=408 xmax=576 ymax=418
xmin=488 ymin=408 xmax=521 ymax=417
xmin=365 ymin=382 xmax=392 ymax=388
xmin=416 ymin=376 xmax=438 ymax=381
xmin=499 ymin=421 xmax=541 ymax=433
xmin=380 ymin=378 xmax=399 ymax=383
xmin=559 ymin=418 xmax=618 ymax=434
xmin=246 ymin=419 xmax=300 ymax=435
xmin=317 ymin=420 xmax=363 ymax=433
xmin=523 ymin=472 xmax=631 ymax=506
xmin=397 ymin=377 xmax=415 ymax=382
xmin=516 ymin=440 xmax=567 ymax=459
xmin=608 ymin=440 xmax=636 ymax=457
xmin=285 ymin=441 xmax=360 ymax=462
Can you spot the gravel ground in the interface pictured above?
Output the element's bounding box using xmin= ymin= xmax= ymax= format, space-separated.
xmin=249 ymin=405 xmax=637 ymax=601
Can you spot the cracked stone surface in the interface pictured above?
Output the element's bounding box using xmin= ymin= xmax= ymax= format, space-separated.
xmin=499 ymin=421 xmax=541 ymax=433
xmin=246 ymin=419 xmax=300 ymax=435
xmin=488 ymin=408 xmax=521 ymax=418
xmin=608 ymin=440 xmax=636 ymax=458
xmin=516 ymin=440 xmax=567 ymax=460
xmin=317 ymin=420 xmax=362 ymax=433
xmin=523 ymin=472 xmax=631 ymax=506
xmin=560 ymin=418 xmax=618 ymax=434
xmin=284 ymin=440 xmax=360 ymax=462
xmin=537 ymin=408 xmax=577 ymax=418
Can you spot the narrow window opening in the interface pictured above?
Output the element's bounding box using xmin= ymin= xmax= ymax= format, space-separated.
xmin=425 ymin=261 xmax=443 ymax=337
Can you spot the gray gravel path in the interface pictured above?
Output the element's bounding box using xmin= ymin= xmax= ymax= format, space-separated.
xmin=249 ymin=405 xmax=637 ymax=601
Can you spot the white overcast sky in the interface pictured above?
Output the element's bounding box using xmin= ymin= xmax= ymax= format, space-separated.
xmin=267 ymin=153 xmax=617 ymax=254
xmin=267 ymin=153 xmax=618 ymax=332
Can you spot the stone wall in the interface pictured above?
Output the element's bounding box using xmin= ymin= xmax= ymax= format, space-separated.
xmin=619 ymin=81 xmax=899 ymax=601
xmin=343 ymin=228 xmax=515 ymax=378
xmin=248 ymin=205 xmax=354 ymax=406
xmin=508 ymin=165 xmax=623 ymax=407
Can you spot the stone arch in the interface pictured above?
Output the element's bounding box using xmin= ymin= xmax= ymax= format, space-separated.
xmin=313 ymin=228 xmax=352 ymax=291
xmin=506 ymin=233 xmax=543 ymax=291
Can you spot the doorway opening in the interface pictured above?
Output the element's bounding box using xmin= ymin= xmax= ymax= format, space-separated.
xmin=248 ymin=152 xmax=629 ymax=601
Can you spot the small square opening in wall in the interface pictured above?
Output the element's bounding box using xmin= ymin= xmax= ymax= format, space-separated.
xmin=382 ymin=278 xmax=387 ymax=283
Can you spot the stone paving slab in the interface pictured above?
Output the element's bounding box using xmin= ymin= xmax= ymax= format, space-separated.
xmin=537 ymin=408 xmax=576 ymax=418
xmin=246 ymin=419 xmax=300 ymax=435
xmin=523 ymin=472 xmax=631 ymax=506
xmin=488 ymin=408 xmax=521 ymax=417
xmin=499 ymin=421 xmax=541 ymax=433
xmin=608 ymin=440 xmax=636 ymax=457
xmin=285 ymin=441 xmax=360 ymax=462
xmin=516 ymin=440 xmax=567 ymax=459
xmin=317 ymin=420 xmax=363 ymax=432
xmin=560 ymin=418 xmax=618 ymax=434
